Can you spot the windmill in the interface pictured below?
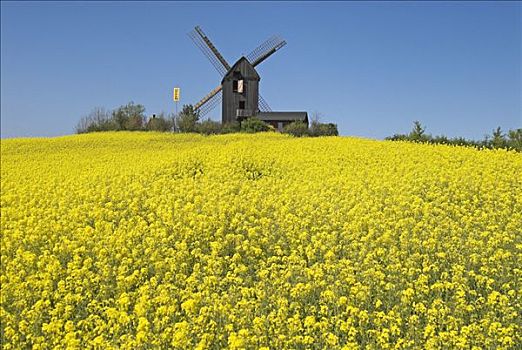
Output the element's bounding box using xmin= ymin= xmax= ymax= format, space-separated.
xmin=188 ymin=26 xmax=287 ymax=124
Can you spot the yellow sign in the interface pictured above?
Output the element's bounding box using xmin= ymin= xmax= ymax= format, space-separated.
xmin=173 ymin=88 xmax=180 ymax=101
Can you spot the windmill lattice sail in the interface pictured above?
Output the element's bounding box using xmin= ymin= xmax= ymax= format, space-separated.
xmin=258 ymin=96 xmax=272 ymax=112
xmin=194 ymin=26 xmax=231 ymax=72
xmin=188 ymin=29 xmax=228 ymax=76
xmin=197 ymin=90 xmax=222 ymax=117
xmin=247 ymin=36 xmax=287 ymax=67
xmin=194 ymin=85 xmax=222 ymax=111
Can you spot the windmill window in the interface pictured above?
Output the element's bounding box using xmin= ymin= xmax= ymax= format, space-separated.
xmin=239 ymin=101 xmax=245 ymax=109
xmin=233 ymin=80 xmax=238 ymax=92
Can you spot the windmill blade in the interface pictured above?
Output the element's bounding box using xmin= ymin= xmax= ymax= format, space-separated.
xmin=246 ymin=35 xmax=279 ymax=63
xmin=258 ymin=95 xmax=272 ymax=112
xmin=198 ymin=90 xmax=222 ymax=118
xmin=247 ymin=35 xmax=287 ymax=67
xmin=188 ymin=29 xmax=227 ymax=76
xmin=194 ymin=26 xmax=231 ymax=70
xmin=194 ymin=84 xmax=222 ymax=111
xmin=188 ymin=26 xmax=231 ymax=76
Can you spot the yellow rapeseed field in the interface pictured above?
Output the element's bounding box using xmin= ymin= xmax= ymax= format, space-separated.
xmin=1 ymin=132 xmax=521 ymax=349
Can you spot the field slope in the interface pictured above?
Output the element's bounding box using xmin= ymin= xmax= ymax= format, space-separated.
xmin=1 ymin=132 xmax=521 ymax=349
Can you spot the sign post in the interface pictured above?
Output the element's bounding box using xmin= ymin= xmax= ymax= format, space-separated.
xmin=173 ymin=87 xmax=180 ymax=114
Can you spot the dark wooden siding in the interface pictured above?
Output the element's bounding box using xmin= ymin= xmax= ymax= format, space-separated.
xmin=222 ymin=58 xmax=260 ymax=124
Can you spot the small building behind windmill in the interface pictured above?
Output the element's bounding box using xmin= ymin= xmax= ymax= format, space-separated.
xmin=256 ymin=112 xmax=309 ymax=131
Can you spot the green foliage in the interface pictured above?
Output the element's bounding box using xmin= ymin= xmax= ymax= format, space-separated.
xmin=176 ymin=105 xmax=200 ymax=133
xmin=240 ymin=118 xmax=270 ymax=133
xmin=221 ymin=122 xmax=241 ymax=134
xmin=76 ymin=107 xmax=115 ymax=134
xmin=76 ymin=104 xmax=341 ymax=139
xmin=386 ymin=122 xmax=521 ymax=152
xmin=283 ymin=121 xmax=308 ymax=137
xmin=309 ymin=121 xmax=339 ymax=137
xmin=112 ymin=102 xmax=146 ymax=131
xmin=409 ymin=121 xmax=428 ymax=142
xmin=146 ymin=113 xmax=174 ymax=132
xmin=196 ymin=119 xmax=222 ymax=135
xmin=507 ymin=128 xmax=522 ymax=150
xmin=490 ymin=127 xmax=507 ymax=149
xmin=76 ymin=103 xmax=175 ymax=134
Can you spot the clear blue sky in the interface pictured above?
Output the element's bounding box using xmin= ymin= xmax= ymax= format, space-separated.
xmin=1 ymin=1 xmax=521 ymax=139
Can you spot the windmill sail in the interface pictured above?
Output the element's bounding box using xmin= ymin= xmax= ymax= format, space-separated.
xmin=194 ymin=85 xmax=222 ymax=111
xmin=247 ymin=35 xmax=287 ymax=67
xmin=188 ymin=30 xmax=228 ymax=76
xmin=188 ymin=26 xmax=231 ymax=76
xmin=197 ymin=90 xmax=222 ymax=117
xmin=259 ymin=95 xmax=272 ymax=112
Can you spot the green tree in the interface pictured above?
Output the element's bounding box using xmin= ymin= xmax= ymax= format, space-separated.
xmin=240 ymin=118 xmax=270 ymax=133
xmin=386 ymin=122 xmax=521 ymax=152
xmin=176 ymin=105 xmax=200 ymax=133
xmin=196 ymin=119 xmax=222 ymax=135
xmin=507 ymin=128 xmax=522 ymax=151
xmin=490 ymin=126 xmax=507 ymax=149
xmin=409 ymin=121 xmax=427 ymax=141
xmin=112 ymin=102 xmax=146 ymax=131
xmin=146 ymin=112 xmax=174 ymax=132
xmin=221 ymin=122 xmax=241 ymax=134
xmin=75 ymin=107 xmax=114 ymax=134
xmin=309 ymin=121 xmax=339 ymax=137
xmin=283 ymin=121 xmax=309 ymax=137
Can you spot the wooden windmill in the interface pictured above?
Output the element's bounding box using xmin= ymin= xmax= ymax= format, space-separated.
xmin=188 ymin=26 xmax=287 ymax=124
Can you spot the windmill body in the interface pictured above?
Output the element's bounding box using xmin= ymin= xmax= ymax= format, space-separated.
xmin=188 ymin=26 xmax=308 ymax=129
xmin=222 ymin=57 xmax=260 ymax=124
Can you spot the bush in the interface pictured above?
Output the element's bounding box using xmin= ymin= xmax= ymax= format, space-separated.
xmin=386 ymin=122 xmax=521 ymax=152
xmin=76 ymin=107 xmax=115 ymax=134
xmin=309 ymin=121 xmax=338 ymax=137
xmin=112 ymin=102 xmax=146 ymax=131
xmin=176 ymin=105 xmax=200 ymax=133
xmin=147 ymin=113 xmax=174 ymax=132
xmin=283 ymin=121 xmax=308 ymax=137
xmin=221 ymin=122 xmax=241 ymax=134
xmin=197 ymin=119 xmax=222 ymax=135
xmin=385 ymin=134 xmax=409 ymax=142
xmin=409 ymin=121 xmax=429 ymax=142
xmin=507 ymin=128 xmax=522 ymax=150
xmin=489 ymin=127 xmax=508 ymax=149
xmin=240 ymin=118 xmax=270 ymax=133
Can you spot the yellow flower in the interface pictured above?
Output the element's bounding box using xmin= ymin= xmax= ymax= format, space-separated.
xmin=1 ymin=132 xmax=520 ymax=349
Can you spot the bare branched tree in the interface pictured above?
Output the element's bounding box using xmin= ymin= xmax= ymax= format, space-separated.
xmin=75 ymin=107 xmax=112 ymax=133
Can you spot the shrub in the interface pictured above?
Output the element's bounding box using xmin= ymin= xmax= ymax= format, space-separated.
xmin=240 ymin=118 xmax=270 ymax=133
xmin=283 ymin=121 xmax=309 ymax=137
xmin=147 ymin=113 xmax=174 ymax=132
xmin=309 ymin=121 xmax=339 ymax=136
xmin=176 ymin=105 xmax=200 ymax=133
xmin=385 ymin=134 xmax=409 ymax=141
xmin=112 ymin=102 xmax=146 ymax=131
xmin=507 ymin=128 xmax=522 ymax=151
xmin=386 ymin=122 xmax=521 ymax=152
xmin=409 ymin=121 xmax=428 ymax=142
xmin=489 ymin=127 xmax=508 ymax=149
xmin=76 ymin=107 xmax=114 ymax=134
xmin=221 ymin=122 xmax=241 ymax=134
xmin=197 ymin=119 xmax=222 ymax=135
